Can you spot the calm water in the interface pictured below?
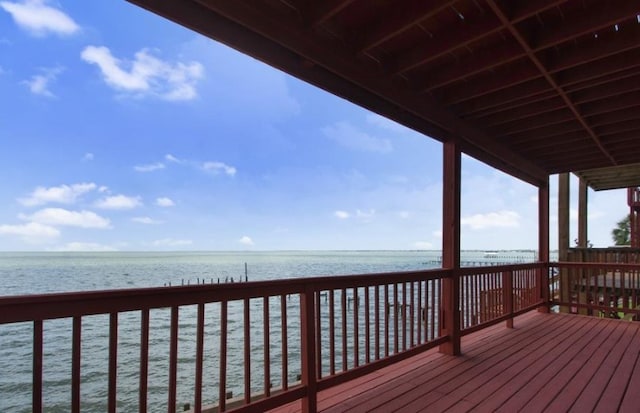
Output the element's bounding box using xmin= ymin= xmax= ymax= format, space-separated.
xmin=0 ymin=250 xmax=536 ymax=412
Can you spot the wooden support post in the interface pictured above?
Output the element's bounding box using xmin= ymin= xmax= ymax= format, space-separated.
xmin=301 ymin=287 xmax=317 ymax=413
xmin=559 ymin=173 xmax=570 ymax=313
xmin=439 ymin=141 xmax=461 ymax=356
xmin=538 ymin=178 xmax=550 ymax=313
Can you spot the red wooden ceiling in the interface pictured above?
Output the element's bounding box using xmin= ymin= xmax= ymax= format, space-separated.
xmin=128 ymin=0 xmax=640 ymax=190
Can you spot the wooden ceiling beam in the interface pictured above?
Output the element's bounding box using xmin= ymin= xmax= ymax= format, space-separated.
xmin=446 ymin=40 xmax=640 ymax=106
xmin=602 ymin=130 xmax=640 ymax=144
xmin=588 ymin=107 xmax=640 ymax=128
xmin=454 ymin=90 xmax=558 ymax=119
xmin=596 ymin=120 xmax=640 ymax=137
xmin=569 ymin=72 xmax=640 ymax=103
xmin=524 ymin=145 xmax=603 ymax=161
xmin=418 ymin=1 xmax=640 ymax=93
xmin=302 ymin=0 xmax=357 ymax=27
xmin=532 ymin=1 xmax=640 ymax=50
xmin=580 ymin=92 xmax=640 ymax=117
xmin=540 ymin=153 xmax=609 ymax=168
xmin=503 ymin=121 xmax=583 ymax=142
xmin=441 ymin=61 xmax=542 ymax=105
xmin=508 ymin=0 xmax=569 ymax=21
xmin=486 ymin=0 xmax=617 ymax=166
xmin=558 ymin=48 xmax=640 ymax=89
xmin=510 ymin=131 xmax=588 ymax=152
xmin=546 ymin=26 xmax=640 ymax=73
xmin=355 ymin=0 xmax=458 ymax=54
xmin=390 ymin=0 xmax=568 ymax=76
xmin=419 ymin=41 xmax=525 ymax=91
xmin=392 ymin=16 xmax=503 ymax=76
xmin=489 ymin=110 xmax=575 ymax=136
xmin=473 ymin=96 xmax=566 ymax=127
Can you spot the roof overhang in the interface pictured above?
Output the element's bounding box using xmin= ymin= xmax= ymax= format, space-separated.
xmin=575 ymin=164 xmax=640 ymax=191
xmin=127 ymin=0 xmax=640 ymax=190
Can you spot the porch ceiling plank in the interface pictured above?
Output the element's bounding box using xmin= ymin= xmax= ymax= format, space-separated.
xmin=531 ymin=0 xmax=640 ymax=50
xmin=354 ymin=0 xmax=459 ymax=54
xmin=472 ymin=96 xmax=567 ymax=127
xmin=588 ymin=107 xmax=640 ymax=128
xmin=451 ymin=80 xmax=553 ymax=116
xmin=570 ymin=74 xmax=640 ymax=104
xmin=522 ymin=145 xmax=603 ymax=162
xmin=508 ymin=0 xmax=571 ymax=22
xmin=503 ymin=122 xmax=584 ymax=142
xmin=546 ymin=26 xmax=640 ymax=74
xmin=509 ymin=131 xmax=589 ymax=152
xmin=418 ymin=41 xmax=526 ymax=92
xmin=575 ymin=164 xmax=640 ymax=190
xmin=579 ymin=92 xmax=640 ymax=118
xmin=558 ymin=48 xmax=640 ymax=89
xmin=391 ymin=15 xmax=504 ymax=76
xmin=440 ymin=62 xmax=543 ymax=105
xmin=485 ymin=0 xmax=617 ymax=166
xmin=597 ymin=122 xmax=640 ymax=137
xmin=488 ymin=110 xmax=575 ymax=137
xmin=302 ymin=0 xmax=357 ymax=27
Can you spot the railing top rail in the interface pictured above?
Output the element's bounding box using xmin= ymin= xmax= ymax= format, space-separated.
xmin=455 ymin=262 xmax=545 ymax=276
xmin=553 ymin=261 xmax=640 ymax=270
xmin=0 ymin=267 xmax=452 ymax=324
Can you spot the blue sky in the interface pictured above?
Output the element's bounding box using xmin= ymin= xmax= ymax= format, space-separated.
xmin=0 ymin=0 xmax=629 ymax=251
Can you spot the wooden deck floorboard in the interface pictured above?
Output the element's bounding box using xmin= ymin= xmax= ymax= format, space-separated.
xmin=270 ymin=312 xmax=640 ymax=413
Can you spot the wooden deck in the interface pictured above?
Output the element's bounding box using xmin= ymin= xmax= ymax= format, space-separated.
xmin=270 ymin=311 xmax=640 ymax=413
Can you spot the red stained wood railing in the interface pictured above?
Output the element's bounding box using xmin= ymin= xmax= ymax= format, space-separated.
xmin=0 ymin=265 xmax=550 ymax=413
xmin=550 ymin=262 xmax=640 ymax=320
xmin=458 ymin=263 xmax=545 ymax=335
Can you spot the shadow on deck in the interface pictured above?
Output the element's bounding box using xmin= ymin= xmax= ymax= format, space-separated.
xmin=271 ymin=311 xmax=640 ymax=412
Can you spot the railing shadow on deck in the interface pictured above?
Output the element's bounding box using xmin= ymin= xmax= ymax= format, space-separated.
xmin=0 ymin=264 xmax=551 ymax=413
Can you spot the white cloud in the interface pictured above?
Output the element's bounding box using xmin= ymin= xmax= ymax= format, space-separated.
xmin=19 ymin=182 xmax=96 ymax=206
xmin=83 ymin=153 xmax=94 ymax=161
xmin=239 ymin=236 xmax=254 ymax=246
xmin=413 ymin=241 xmax=433 ymax=249
xmin=20 ymin=208 xmax=111 ymax=228
xmin=22 ymin=66 xmax=63 ymax=97
xmin=165 ymin=154 xmax=181 ymax=163
xmin=132 ymin=216 xmax=163 ymax=225
xmin=134 ymin=162 xmax=165 ymax=172
xmin=94 ymin=194 xmax=142 ymax=210
xmin=152 ymin=238 xmax=192 ymax=247
xmin=202 ymin=161 xmax=236 ymax=177
xmin=323 ymin=121 xmax=392 ymax=153
xmin=51 ymin=242 xmax=117 ymax=252
xmin=81 ymin=45 xmax=204 ymax=101
xmin=461 ymin=210 xmax=521 ymax=230
xmin=0 ymin=222 xmax=59 ymax=243
xmin=98 ymin=186 xmax=109 ymax=193
xmin=0 ymin=0 xmax=80 ymax=37
xmin=432 ymin=230 xmax=443 ymax=238
xmin=334 ymin=210 xmax=350 ymax=219
xmin=156 ymin=197 xmax=175 ymax=207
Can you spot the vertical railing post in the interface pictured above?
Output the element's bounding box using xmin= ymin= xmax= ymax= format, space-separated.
xmin=503 ymin=270 xmax=514 ymax=328
xmin=301 ymin=286 xmax=317 ymax=413
xmin=440 ymin=271 xmax=461 ymax=355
